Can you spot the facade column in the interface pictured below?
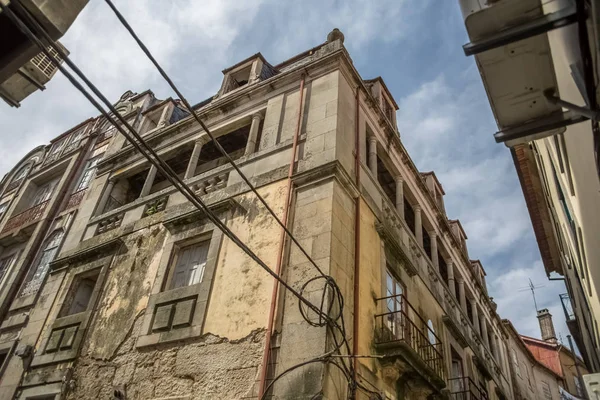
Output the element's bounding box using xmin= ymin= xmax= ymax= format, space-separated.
xmin=430 ymin=230 xmax=438 ymax=270
xmin=447 ymin=259 xmax=456 ymax=297
xmin=97 ymin=178 xmax=116 ymax=215
xmin=395 ymin=175 xmax=404 ymax=219
xmin=140 ymin=165 xmax=157 ymax=198
xmin=458 ymin=278 xmax=467 ymax=313
xmin=471 ymin=298 xmax=480 ymax=335
xmin=368 ymin=136 xmax=377 ymax=176
xmin=245 ymin=113 xmax=263 ymax=156
xmin=185 ymin=137 xmax=207 ymax=180
xmin=481 ymin=315 xmax=489 ymax=348
xmin=414 ymin=204 xmax=423 ymax=246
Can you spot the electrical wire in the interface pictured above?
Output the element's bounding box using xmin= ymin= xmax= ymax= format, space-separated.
xmin=102 ymin=0 xmax=328 ymax=280
xmin=2 ymin=1 xmax=367 ymax=397
xmin=0 ymin=0 xmax=332 ymax=327
xmin=99 ymin=1 xmax=368 ymax=395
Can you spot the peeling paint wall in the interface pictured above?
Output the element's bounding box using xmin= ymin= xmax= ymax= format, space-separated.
xmin=61 ymin=180 xmax=287 ymax=399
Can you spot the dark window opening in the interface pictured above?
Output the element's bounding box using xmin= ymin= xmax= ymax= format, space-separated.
xmin=439 ymin=256 xmax=448 ymax=285
xmin=422 ymin=228 xmax=431 ymax=260
xmin=404 ymin=199 xmax=415 ymax=236
xmin=151 ymin=147 xmax=193 ymax=194
xmin=194 ymin=125 xmax=250 ymax=176
xmin=105 ymin=168 xmax=149 ymax=212
xmin=376 ymin=156 xmax=396 ymax=206
xmin=454 ymin=279 xmax=460 ymax=301
xmin=466 ymin=299 xmax=473 ymax=324
xmin=59 ymin=270 xmax=100 ymax=317
xmin=0 ymin=351 xmax=7 ymax=370
xmin=225 ymin=65 xmax=252 ymax=93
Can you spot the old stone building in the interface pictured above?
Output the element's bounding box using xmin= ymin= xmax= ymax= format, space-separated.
xmin=0 ymin=30 xmax=515 ymax=399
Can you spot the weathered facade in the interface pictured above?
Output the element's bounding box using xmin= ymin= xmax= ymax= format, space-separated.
xmin=0 ymin=30 xmax=517 ymax=400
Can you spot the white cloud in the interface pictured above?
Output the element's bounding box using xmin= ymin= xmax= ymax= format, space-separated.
xmin=489 ymin=261 xmax=571 ymax=344
xmin=0 ymin=0 xmax=429 ymax=177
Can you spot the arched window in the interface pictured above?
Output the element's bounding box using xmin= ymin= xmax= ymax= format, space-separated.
xmin=13 ymin=164 xmax=30 ymax=182
xmin=427 ymin=319 xmax=436 ymax=345
xmin=19 ymin=230 xmax=64 ymax=297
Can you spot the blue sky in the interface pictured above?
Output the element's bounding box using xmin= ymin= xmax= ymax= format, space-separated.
xmin=0 ymin=0 xmax=570 ymax=343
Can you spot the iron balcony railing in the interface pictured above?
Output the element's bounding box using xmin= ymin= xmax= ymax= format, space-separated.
xmin=375 ymin=294 xmax=445 ymax=379
xmin=560 ymin=293 xmax=576 ymax=322
xmin=5 ymin=178 xmax=23 ymax=193
xmin=1 ymin=200 xmax=49 ymax=233
xmin=64 ymin=189 xmax=87 ymax=210
xmin=449 ymin=377 xmax=489 ymax=400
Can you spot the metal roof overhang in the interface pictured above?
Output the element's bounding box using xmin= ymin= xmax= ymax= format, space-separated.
xmin=461 ymin=0 xmax=579 ymax=146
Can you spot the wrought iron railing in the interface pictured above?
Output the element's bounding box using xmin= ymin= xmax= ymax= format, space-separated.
xmin=449 ymin=377 xmax=489 ymax=400
xmin=375 ymin=294 xmax=445 ymax=379
xmin=560 ymin=293 xmax=576 ymax=322
xmin=1 ymin=200 xmax=49 ymax=233
xmin=65 ymin=189 xmax=87 ymax=210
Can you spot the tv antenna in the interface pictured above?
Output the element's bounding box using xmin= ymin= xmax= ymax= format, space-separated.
xmin=518 ymin=279 xmax=545 ymax=313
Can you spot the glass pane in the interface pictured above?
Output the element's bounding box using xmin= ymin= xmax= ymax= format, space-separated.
xmin=171 ymin=241 xmax=210 ymax=289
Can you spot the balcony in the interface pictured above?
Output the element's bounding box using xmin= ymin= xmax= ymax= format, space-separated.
xmin=374 ymin=293 xmax=445 ymax=386
xmin=560 ymin=293 xmax=575 ymax=322
xmin=1 ymin=200 xmax=49 ymax=234
xmin=64 ymin=189 xmax=87 ymax=210
xmin=449 ymin=377 xmax=489 ymax=400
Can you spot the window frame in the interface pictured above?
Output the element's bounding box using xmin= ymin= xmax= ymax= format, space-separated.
xmin=165 ymin=239 xmax=211 ymax=290
xmin=74 ymin=156 xmax=100 ymax=192
xmin=31 ymin=256 xmax=110 ymax=367
xmin=137 ymin=220 xmax=223 ymax=348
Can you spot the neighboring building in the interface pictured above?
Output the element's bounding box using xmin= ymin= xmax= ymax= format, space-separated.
xmin=0 ymin=29 xmax=516 ymax=399
xmin=503 ymin=320 xmax=563 ymax=400
xmin=457 ymin=0 xmax=600 ymax=372
xmin=522 ymin=336 xmax=589 ymax=399
xmin=0 ymin=1 xmax=88 ymax=107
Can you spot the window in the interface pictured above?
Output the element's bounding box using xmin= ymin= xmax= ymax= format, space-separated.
xmin=19 ymin=230 xmax=63 ymax=297
xmin=168 ymin=240 xmax=210 ymax=290
xmin=13 ymin=164 xmax=30 ymax=182
xmin=523 ymin=361 xmax=531 ymax=386
xmin=385 ymin=269 xmax=404 ymax=312
xmin=427 ymin=320 xmax=436 ymax=345
xmin=0 ymin=254 xmax=15 ymax=286
xmin=138 ymin=225 xmax=223 ymax=347
xmin=75 ymin=157 xmax=100 ymax=192
xmin=511 ymin=349 xmax=521 ymax=377
xmin=224 ymin=65 xmax=252 ymax=92
xmin=58 ymin=270 xmax=100 ymax=317
xmin=31 ymin=182 xmax=54 ymax=207
xmin=0 ymin=203 xmax=8 ymax=221
xmin=541 ymin=381 xmax=552 ymax=399
xmin=574 ymin=376 xmax=584 ymax=397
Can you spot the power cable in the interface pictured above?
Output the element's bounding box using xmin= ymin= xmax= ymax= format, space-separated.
xmin=103 ymin=0 xmax=328 ymax=279
xmin=2 ymin=1 xmax=363 ymax=396
xmin=0 ymin=1 xmax=332 ymax=326
xmin=99 ymin=0 xmax=363 ymax=393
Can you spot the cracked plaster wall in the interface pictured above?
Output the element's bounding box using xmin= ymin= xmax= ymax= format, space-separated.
xmin=60 ymin=180 xmax=287 ymax=399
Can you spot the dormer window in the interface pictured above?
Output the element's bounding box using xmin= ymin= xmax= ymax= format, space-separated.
xmin=219 ymin=54 xmax=274 ymax=97
xmin=228 ymin=66 xmax=251 ymax=90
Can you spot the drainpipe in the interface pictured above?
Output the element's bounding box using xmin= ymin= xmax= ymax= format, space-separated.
xmin=257 ymin=74 xmax=306 ymax=398
xmin=352 ymin=86 xmax=361 ymax=389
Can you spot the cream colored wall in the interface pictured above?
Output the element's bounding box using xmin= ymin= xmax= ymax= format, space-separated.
xmin=203 ymin=179 xmax=288 ymax=339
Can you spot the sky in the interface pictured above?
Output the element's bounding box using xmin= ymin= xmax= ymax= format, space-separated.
xmin=0 ymin=1 xmax=572 ymax=344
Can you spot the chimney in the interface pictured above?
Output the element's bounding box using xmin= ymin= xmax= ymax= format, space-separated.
xmin=537 ymin=308 xmax=557 ymax=343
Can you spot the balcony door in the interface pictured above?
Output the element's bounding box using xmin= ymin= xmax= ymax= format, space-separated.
xmin=385 ymin=268 xmax=405 ymax=340
xmin=31 ymin=183 xmax=54 ymax=207
xmin=451 ymin=349 xmax=466 ymax=397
